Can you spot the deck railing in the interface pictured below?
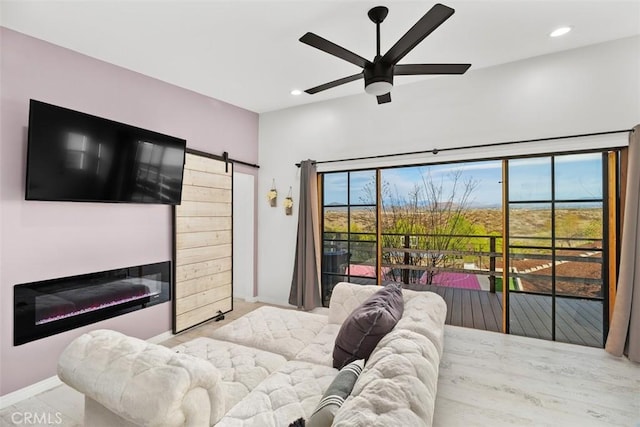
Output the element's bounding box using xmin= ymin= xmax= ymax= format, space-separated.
xmin=322 ymin=231 xmax=603 ymax=299
xmin=380 ymin=232 xmax=502 ymax=292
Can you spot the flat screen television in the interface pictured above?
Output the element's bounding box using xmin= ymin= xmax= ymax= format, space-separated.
xmin=26 ymin=100 xmax=186 ymax=205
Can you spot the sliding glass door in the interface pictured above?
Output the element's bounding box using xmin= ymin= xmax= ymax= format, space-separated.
xmin=504 ymin=153 xmax=608 ymax=346
xmin=319 ymin=149 xmax=619 ymax=347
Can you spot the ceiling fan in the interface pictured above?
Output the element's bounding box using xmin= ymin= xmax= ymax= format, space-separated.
xmin=299 ymin=3 xmax=471 ymax=104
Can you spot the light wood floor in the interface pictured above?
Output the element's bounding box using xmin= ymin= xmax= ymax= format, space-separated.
xmin=435 ymin=325 xmax=637 ymax=426
xmin=1 ymin=299 xmax=637 ymax=427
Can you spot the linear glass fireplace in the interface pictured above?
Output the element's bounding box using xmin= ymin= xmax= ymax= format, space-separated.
xmin=14 ymin=261 xmax=170 ymax=345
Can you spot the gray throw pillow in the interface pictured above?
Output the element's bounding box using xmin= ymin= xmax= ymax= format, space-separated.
xmin=332 ymin=283 xmax=404 ymax=369
xmin=307 ymin=359 xmax=365 ymax=427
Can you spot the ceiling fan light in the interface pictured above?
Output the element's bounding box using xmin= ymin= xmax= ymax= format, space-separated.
xmin=365 ymin=81 xmax=393 ymax=96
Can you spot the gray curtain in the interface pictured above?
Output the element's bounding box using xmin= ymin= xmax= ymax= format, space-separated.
xmin=605 ymin=125 xmax=640 ymax=362
xmin=289 ymin=160 xmax=322 ymax=310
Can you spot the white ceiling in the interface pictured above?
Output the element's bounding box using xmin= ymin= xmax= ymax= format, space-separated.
xmin=2 ymin=1 xmax=639 ymax=113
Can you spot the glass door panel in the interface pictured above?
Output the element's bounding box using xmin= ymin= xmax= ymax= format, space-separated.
xmin=323 ymin=172 xmax=348 ymax=205
xmin=348 ymin=170 xmax=376 ymax=205
xmin=508 ymin=158 xmax=551 ymax=202
xmin=508 ymin=281 xmax=553 ymax=341
xmin=507 ymin=157 xmax=555 ymax=342
xmin=506 ymin=154 xmax=608 ymax=347
xmin=555 ymin=296 xmax=604 ymax=347
xmin=554 ymin=152 xmax=602 ymax=200
xmin=507 ymin=198 xmax=553 ymax=340
xmin=554 ymin=200 xmax=604 ymax=345
xmin=321 ymin=171 xmax=377 ymax=305
xmin=345 ymin=240 xmax=377 ymax=282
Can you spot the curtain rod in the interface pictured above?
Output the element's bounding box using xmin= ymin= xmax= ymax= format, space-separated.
xmin=295 ymin=128 xmax=633 ymax=167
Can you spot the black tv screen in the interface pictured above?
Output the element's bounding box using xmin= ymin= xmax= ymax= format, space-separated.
xmin=26 ymin=100 xmax=186 ymax=205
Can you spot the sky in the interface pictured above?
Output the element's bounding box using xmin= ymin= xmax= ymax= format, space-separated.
xmin=323 ymin=152 xmax=603 ymax=208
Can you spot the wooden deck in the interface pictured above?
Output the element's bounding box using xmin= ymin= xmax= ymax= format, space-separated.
xmin=416 ymin=284 xmax=502 ymax=333
xmin=346 ymin=278 xmax=604 ymax=348
xmin=420 ymin=285 xmax=604 ymax=348
xmin=509 ymin=292 xmax=604 ymax=347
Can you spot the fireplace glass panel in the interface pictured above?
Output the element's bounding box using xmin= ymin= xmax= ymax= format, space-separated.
xmin=14 ymin=261 xmax=170 ymax=345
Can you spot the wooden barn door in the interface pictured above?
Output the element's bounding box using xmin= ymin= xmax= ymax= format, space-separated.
xmin=173 ymin=150 xmax=233 ymax=333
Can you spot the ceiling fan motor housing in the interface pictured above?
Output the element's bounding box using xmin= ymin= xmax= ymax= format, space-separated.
xmin=364 ymin=61 xmax=394 ymax=95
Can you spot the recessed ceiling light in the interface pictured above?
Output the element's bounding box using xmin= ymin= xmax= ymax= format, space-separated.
xmin=550 ymin=26 xmax=572 ymax=38
xmin=290 ymin=89 xmax=303 ymax=96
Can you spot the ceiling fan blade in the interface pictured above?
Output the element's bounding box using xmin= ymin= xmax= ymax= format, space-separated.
xmin=377 ymin=93 xmax=392 ymax=104
xmin=381 ymin=3 xmax=455 ymax=65
xmin=305 ymin=73 xmax=364 ymax=94
xmin=394 ymin=63 xmax=471 ymax=75
xmin=300 ymin=32 xmax=371 ymax=68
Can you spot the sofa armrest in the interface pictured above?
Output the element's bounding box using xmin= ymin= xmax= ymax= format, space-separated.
xmin=396 ymin=291 xmax=447 ymax=357
xmin=329 ymin=286 xmax=447 ymax=426
xmin=333 ymin=329 xmax=441 ymax=427
xmin=58 ymin=329 xmax=225 ymax=427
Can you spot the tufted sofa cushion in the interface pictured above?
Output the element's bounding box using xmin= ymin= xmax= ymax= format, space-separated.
xmin=209 ymin=306 xmax=328 ymax=359
xmin=216 ymin=361 xmax=339 ymax=427
xmin=57 ymin=329 xmax=225 ymax=426
xmin=294 ymin=323 xmax=341 ymax=366
xmin=171 ymin=337 xmax=287 ymax=411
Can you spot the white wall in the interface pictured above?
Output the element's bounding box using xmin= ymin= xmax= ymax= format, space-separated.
xmin=257 ymin=36 xmax=640 ymax=305
xmin=233 ymin=171 xmax=256 ymax=300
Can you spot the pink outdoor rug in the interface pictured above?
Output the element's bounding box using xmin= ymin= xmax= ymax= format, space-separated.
xmin=345 ymin=265 xmax=390 ymax=277
xmin=420 ymin=271 xmax=481 ymax=289
xmin=345 ymin=265 xmax=481 ymax=290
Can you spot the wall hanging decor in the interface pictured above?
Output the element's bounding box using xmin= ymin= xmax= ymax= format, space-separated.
xmin=267 ymin=179 xmax=277 ymax=207
xmin=284 ymin=187 xmax=294 ymax=215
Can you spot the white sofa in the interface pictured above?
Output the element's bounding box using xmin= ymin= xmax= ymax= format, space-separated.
xmin=58 ymin=282 xmax=447 ymax=426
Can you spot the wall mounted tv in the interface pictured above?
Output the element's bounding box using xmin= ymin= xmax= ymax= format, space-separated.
xmin=26 ymin=100 xmax=186 ymax=205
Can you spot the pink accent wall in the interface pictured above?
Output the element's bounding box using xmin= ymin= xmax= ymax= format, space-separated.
xmin=0 ymin=28 xmax=258 ymax=395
